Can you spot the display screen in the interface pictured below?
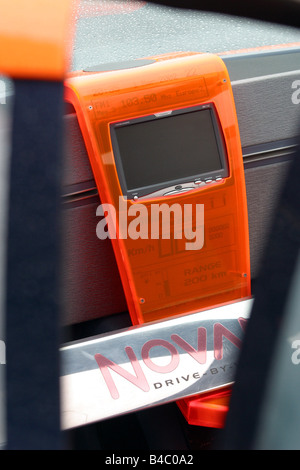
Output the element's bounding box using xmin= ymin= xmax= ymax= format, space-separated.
xmin=110 ymin=105 xmax=227 ymax=198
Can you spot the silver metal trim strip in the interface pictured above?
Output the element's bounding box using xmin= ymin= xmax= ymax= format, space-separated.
xmin=60 ymin=297 xmax=253 ymax=430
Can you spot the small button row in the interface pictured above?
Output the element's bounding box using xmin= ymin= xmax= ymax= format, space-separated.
xmin=198 ymin=177 xmax=223 ymax=185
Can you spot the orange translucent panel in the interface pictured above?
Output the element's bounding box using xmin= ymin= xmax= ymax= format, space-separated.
xmin=65 ymin=52 xmax=251 ymax=325
xmin=0 ymin=0 xmax=75 ymax=79
xmin=177 ymin=387 xmax=232 ymax=428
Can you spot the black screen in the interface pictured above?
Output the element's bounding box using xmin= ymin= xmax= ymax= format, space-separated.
xmin=111 ymin=107 xmax=226 ymax=194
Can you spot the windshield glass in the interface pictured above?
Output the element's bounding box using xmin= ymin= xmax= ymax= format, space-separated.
xmin=71 ymin=0 xmax=300 ymax=70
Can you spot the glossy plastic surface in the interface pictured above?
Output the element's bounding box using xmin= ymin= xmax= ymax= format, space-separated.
xmin=65 ymin=52 xmax=251 ymax=325
xmin=177 ymin=387 xmax=232 ymax=428
xmin=0 ymin=0 xmax=75 ymax=79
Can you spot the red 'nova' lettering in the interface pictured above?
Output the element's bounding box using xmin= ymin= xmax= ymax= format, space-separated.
xmin=94 ymin=318 xmax=247 ymax=399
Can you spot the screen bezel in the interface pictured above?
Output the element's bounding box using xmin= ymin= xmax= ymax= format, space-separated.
xmin=110 ymin=103 xmax=229 ymax=200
